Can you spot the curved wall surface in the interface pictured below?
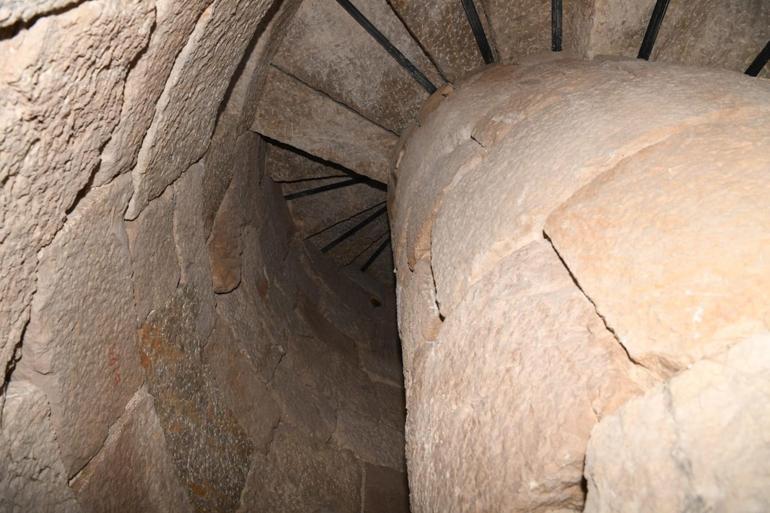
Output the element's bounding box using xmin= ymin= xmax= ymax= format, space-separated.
xmin=391 ymin=57 xmax=770 ymax=513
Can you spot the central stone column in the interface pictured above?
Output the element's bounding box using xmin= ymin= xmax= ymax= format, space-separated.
xmin=390 ymin=56 xmax=770 ymax=513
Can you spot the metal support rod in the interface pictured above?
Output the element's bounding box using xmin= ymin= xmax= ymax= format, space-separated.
xmin=638 ymin=0 xmax=670 ymax=60
xmin=461 ymin=0 xmax=495 ymax=64
xmin=304 ymin=201 xmax=386 ymax=241
xmin=322 ymin=206 xmax=387 ymax=253
xmin=551 ymin=0 xmax=562 ymax=52
xmin=283 ymin=178 xmax=360 ymax=200
xmin=746 ymin=40 xmax=770 ymax=77
xmin=361 ymin=237 xmax=391 ymax=272
xmin=335 ymin=0 xmax=437 ymax=94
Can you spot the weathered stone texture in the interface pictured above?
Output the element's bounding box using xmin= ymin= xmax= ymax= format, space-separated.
xmin=96 ymin=0 xmax=213 ymax=185
xmin=363 ymin=463 xmax=411 ymax=513
xmin=404 ymin=241 xmax=649 ymax=513
xmin=546 ymin=116 xmax=770 ymax=376
xmin=125 ymin=0 xmax=273 ymax=219
xmin=238 ymin=425 xmax=362 ymax=513
xmin=272 ymin=0 xmax=438 ymax=133
xmin=252 ymin=65 xmax=398 ymax=183
xmin=388 ymin=0 xmax=486 ymax=82
xmin=18 ymin=176 xmax=143 ymax=475
xmin=586 ymin=0 xmax=655 ymax=58
xmin=139 ymin=286 xmax=254 ymax=513
xmin=71 ymin=388 xmax=194 ymax=513
xmin=0 ymin=0 xmax=81 ymax=28
xmin=585 ymin=335 xmax=770 ymax=513
xmin=0 ymin=0 xmax=153 ymax=385
xmin=0 ymin=381 xmax=82 ymax=513
xmin=480 ymin=0 xmax=550 ymax=62
xmin=126 ymin=185 xmax=180 ymax=322
xmin=208 ymin=154 xmax=246 ymax=293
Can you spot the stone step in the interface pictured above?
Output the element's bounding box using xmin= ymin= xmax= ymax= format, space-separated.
xmin=252 ymin=65 xmax=398 ymax=183
xmin=271 ymin=0 xmax=444 ymax=134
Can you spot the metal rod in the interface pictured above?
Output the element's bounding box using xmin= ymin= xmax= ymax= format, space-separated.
xmin=460 ymin=0 xmax=495 ymax=64
xmin=551 ymin=0 xmax=563 ymax=52
xmin=335 ymin=0 xmax=437 ymax=94
xmin=321 ymin=206 xmax=387 ymax=253
xmin=283 ymin=178 xmax=360 ymax=200
xmin=638 ymin=0 xmax=670 ymax=60
xmin=746 ymin=40 xmax=770 ymax=77
xmin=304 ymin=201 xmax=387 ymax=240
xmin=361 ymin=237 xmax=391 ymax=272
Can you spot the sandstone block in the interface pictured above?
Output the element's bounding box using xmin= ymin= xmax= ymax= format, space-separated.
xmin=19 ymin=176 xmax=143 ymax=475
xmin=252 ymin=66 xmax=398 ymax=183
xmin=0 ymin=0 xmax=153 ymax=385
xmin=546 ymin=117 xmax=770 ymax=376
xmin=126 ymin=0 xmax=273 ymax=219
xmin=0 ymin=0 xmax=81 ymax=27
xmin=126 ymin=185 xmax=180 ymax=322
xmin=71 ymin=388 xmax=194 ymax=513
xmin=0 ymin=381 xmax=82 ymax=513
xmin=405 ymin=241 xmax=651 ymax=512
xmin=585 ymin=335 xmax=770 ymax=513
xmin=208 ymin=151 xmax=246 ymax=293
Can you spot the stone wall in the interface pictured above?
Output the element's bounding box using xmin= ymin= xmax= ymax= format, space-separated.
xmin=0 ymin=1 xmax=408 ymax=511
xmin=391 ymin=56 xmax=770 ymax=513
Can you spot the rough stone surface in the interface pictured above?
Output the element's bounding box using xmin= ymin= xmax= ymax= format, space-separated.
xmin=0 ymin=0 xmax=82 ymax=27
xmin=585 ymin=335 xmax=770 ymax=513
xmin=18 ymin=176 xmax=143 ymax=476
xmin=0 ymin=381 xmax=82 ymax=513
xmin=96 ymin=0 xmax=213 ymax=184
xmin=403 ymin=241 xmax=650 ymax=512
xmin=204 ymin=313 xmax=281 ymax=452
xmin=173 ymin=162 xmax=216 ymax=338
xmin=125 ymin=0 xmax=273 ymax=219
xmin=252 ymin=65 xmax=398 ymax=183
xmin=126 ymin=185 xmax=180 ymax=322
xmin=654 ymin=0 xmax=770 ymax=73
xmin=208 ymin=152 xmax=246 ymax=293
xmin=139 ymin=286 xmax=254 ymax=513
xmin=272 ymin=0 xmax=438 ymax=133
xmin=238 ymin=424 xmax=362 ymax=513
xmin=388 ymin=0 xmax=486 ymax=82
xmin=71 ymin=388 xmax=194 ymax=513
xmin=546 ymin=116 xmax=770 ymax=376
xmin=0 ymin=0 xmax=153 ymax=385
xmin=480 ymin=0 xmax=550 ymax=62
xmin=427 ymin=59 xmax=770 ymax=315
xmin=364 ymin=463 xmax=411 ymax=513
xmin=587 ymin=0 xmax=655 ymax=58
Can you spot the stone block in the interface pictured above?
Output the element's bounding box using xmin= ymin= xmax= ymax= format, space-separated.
xmin=19 ymin=176 xmax=143 ymax=475
xmin=363 ymin=463 xmax=410 ymax=513
xmin=0 ymin=381 xmax=82 ymax=513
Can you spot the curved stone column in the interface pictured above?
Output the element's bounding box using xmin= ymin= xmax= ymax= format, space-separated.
xmin=390 ymin=56 xmax=770 ymax=512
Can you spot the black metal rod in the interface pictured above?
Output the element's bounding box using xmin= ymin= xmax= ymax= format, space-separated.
xmin=321 ymin=206 xmax=387 ymax=253
xmin=335 ymin=0 xmax=437 ymax=94
xmin=361 ymin=237 xmax=391 ymax=272
xmin=304 ymin=201 xmax=387 ymax=240
xmin=284 ymin=178 xmax=360 ymax=200
xmin=746 ymin=40 xmax=770 ymax=77
xmin=551 ymin=0 xmax=562 ymax=52
xmin=460 ymin=0 xmax=495 ymax=64
xmin=638 ymin=0 xmax=670 ymax=60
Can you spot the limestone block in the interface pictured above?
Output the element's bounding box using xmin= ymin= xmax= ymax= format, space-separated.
xmin=19 ymin=175 xmax=143 ymax=476
xmin=204 ymin=314 xmax=281 ymax=452
xmin=125 ymin=0 xmax=273 ymax=219
xmin=71 ymin=388 xmax=194 ymax=513
xmin=429 ymin=59 xmax=770 ymax=315
xmin=406 ymin=241 xmax=651 ymax=513
xmin=96 ymin=0 xmax=213 ymax=184
xmin=480 ymin=0 xmax=550 ymax=62
xmin=0 ymin=0 xmax=153 ymax=385
xmin=0 ymin=381 xmax=82 ymax=513
xmin=546 ymin=117 xmax=770 ymax=376
xmin=388 ymin=0 xmax=486 ymax=82
xmin=272 ymin=0 xmax=439 ymax=133
xmin=173 ymin=162 xmax=216 ymax=338
xmin=126 ymin=186 xmax=180 ymax=322
xmin=654 ymin=0 xmax=770 ymax=73
xmin=587 ymin=0 xmax=655 ymax=58
xmin=138 ymin=286 xmax=254 ymax=513
xmin=584 ymin=335 xmax=770 ymax=513
xmin=363 ymin=463 xmax=410 ymax=513
xmin=238 ymin=424 xmax=362 ymax=513
xmin=252 ymin=66 xmax=398 ymax=183
xmin=0 ymin=0 xmax=81 ymax=27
